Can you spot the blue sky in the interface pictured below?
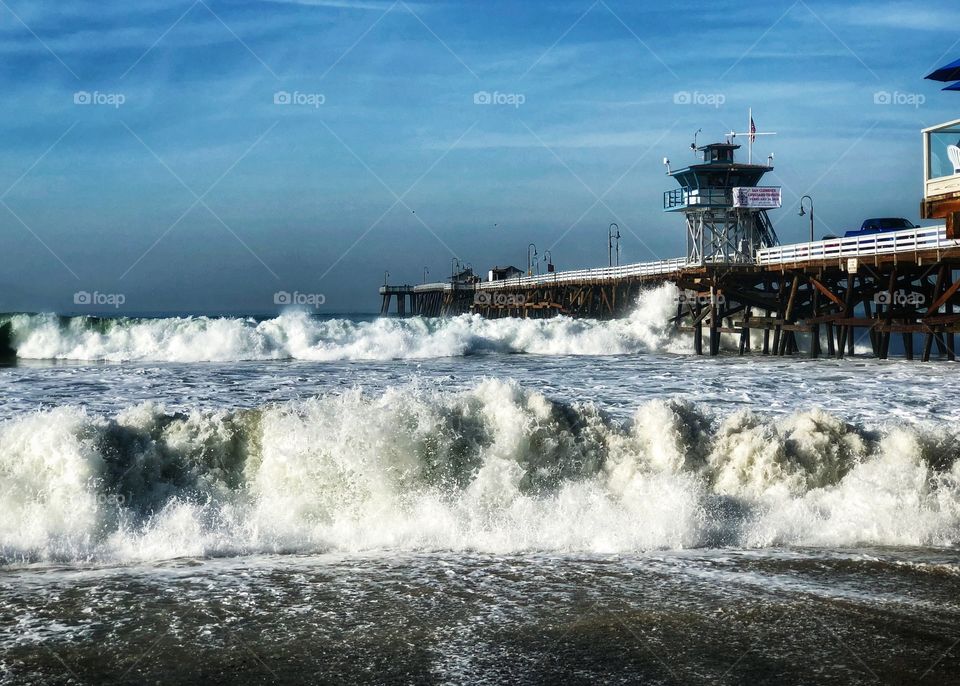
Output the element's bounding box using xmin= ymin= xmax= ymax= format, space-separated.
xmin=1 ymin=0 xmax=959 ymax=313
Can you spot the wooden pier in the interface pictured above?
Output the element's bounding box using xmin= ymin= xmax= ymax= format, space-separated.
xmin=380 ymin=226 xmax=960 ymax=360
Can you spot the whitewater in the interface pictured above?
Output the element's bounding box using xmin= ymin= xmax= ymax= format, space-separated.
xmin=1 ymin=284 xmax=687 ymax=362
xmin=1 ymin=380 xmax=959 ymax=565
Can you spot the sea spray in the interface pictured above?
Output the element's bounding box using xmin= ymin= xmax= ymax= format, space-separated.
xmin=0 ymin=379 xmax=958 ymax=563
xmin=1 ymin=284 xmax=688 ymax=362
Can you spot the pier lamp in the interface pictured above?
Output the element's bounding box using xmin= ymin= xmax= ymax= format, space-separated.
xmin=798 ymin=195 xmax=814 ymax=242
xmin=543 ymin=250 xmax=554 ymax=273
xmin=608 ymin=223 xmax=621 ymax=267
xmin=384 ymin=270 xmax=390 ymax=286
xmin=527 ymin=243 xmax=538 ymax=276
xmin=423 ymin=267 xmax=429 ymax=284
xmin=451 ymin=257 xmax=461 ymax=281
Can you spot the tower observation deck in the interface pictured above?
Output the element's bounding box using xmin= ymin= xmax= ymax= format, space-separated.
xmin=664 ymin=141 xmax=781 ymax=264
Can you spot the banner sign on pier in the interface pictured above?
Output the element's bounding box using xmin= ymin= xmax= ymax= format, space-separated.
xmin=732 ymin=186 xmax=782 ymax=209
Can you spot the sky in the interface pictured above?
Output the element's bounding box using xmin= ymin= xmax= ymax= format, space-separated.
xmin=1 ymin=0 xmax=959 ymax=314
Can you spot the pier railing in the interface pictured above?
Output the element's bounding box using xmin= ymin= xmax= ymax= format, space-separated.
xmin=396 ymin=225 xmax=959 ymax=296
xmin=477 ymin=226 xmax=955 ymax=288
xmin=473 ymin=257 xmax=690 ymax=290
xmin=406 ymin=259 xmax=688 ymax=293
xmin=757 ymin=224 xmax=958 ymax=265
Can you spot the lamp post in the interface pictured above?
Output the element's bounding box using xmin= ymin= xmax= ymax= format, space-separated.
xmin=451 ymin=257 xmax=461 ymax=282
xmin=798 ymin=195 xmax=814 ymax=242
xmin=423 ymin=267 xmax=429 ymax=284
xmin=383 ymin=270 xmax=390 ymax=286
xmin=543 ymin=250 xmax=554 ymax=273
xmin=608 ymin=223 xmax=621 ymax=267
xmin=527 ymin=243 xmax=538 ymax=276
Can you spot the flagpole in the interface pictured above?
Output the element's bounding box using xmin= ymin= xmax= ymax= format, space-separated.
xmin=725 ymin=112 xmax=775 ymax=164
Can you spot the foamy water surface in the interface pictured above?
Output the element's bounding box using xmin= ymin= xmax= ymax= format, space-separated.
xmin=1 ymin=294 xmax=958 ymax=683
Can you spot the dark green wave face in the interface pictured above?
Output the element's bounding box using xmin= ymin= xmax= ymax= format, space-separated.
xmin=0 ymin=321 xmax=14 ymax=363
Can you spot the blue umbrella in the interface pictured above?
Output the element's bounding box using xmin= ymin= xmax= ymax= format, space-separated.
xmin=926 ymin=58 xmax=960 ymax=82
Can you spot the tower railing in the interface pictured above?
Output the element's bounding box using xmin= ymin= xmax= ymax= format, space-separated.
xmin=663 ymin=188 xmax=733 ymax=210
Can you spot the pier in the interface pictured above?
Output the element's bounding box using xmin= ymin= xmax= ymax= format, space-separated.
xmin=380 ymin=118 xmax=960 ymax=360
xmin=380 ymin=226 xmax=960 ymax=360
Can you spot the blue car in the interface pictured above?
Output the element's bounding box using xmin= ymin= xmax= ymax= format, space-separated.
xmin=843 ymin=217 xmax=917 ymax=238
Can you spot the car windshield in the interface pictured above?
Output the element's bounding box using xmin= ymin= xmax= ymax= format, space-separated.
xmin=863 ymin=218 xmax=912 ymax=231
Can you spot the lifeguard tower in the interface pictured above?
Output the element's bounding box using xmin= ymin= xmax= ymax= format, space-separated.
xmin=663 ymin=129 xmax=781 ymax=265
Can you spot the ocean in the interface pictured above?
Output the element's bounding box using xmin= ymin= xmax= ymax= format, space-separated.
xmin=1 ymin=284 xmax=958 ymax=684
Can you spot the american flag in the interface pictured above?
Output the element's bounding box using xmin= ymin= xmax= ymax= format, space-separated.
xmin=749 ymin=116 xmax=757 ymax=143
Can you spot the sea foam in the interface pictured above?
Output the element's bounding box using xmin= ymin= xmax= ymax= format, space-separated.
xmin=1 ymin=379 xmax=957 ymax=564
xmin=2 ymin=284 xmax=686 ymax=362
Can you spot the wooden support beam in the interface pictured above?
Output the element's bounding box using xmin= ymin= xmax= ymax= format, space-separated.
xmin=803 ymin=314 xmax=845 ymax=324
xmin=922 ymin=313 xmax=960 ymax=324
xmin=784 ymin=275 xmax=800 ymax=321
xmin=600 ymin=287 xmax=613 ymax=317
xmin=926 ymin=274 xmax=960 ymax=316
xmin=694 ymin=301 xmax=703 ymax=355
xmin=810 ymin=286 xmax=821 ymax=358
xmin=735 ymin=316 xmax=784 ymax=325
xmin=709 ymin=292 xmax=720 ymax=356
xmin=832 ymin=317 xmax=880 ymax=327
xmin=949 ymin=268 xmax=957 ymax=360
xmin=861 ymin=296 xmax=879 ymax=357
xmin=779 ymin=276 xmax=800 ymax=356
xmin=922 ymin=327 xmax=935 ymax=362
xmin=808 ymin=276 xmax=844 ymax=307
xmin=876 ymin=324 xmax=934 ymax=333
xmin=738 ymin=308 xmax=751 ymax=356
xmin=879 ymin=269 xmax=896 ymax=359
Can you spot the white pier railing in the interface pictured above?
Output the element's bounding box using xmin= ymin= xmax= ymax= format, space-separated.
xmin=410 ymin=258 xmax=688 ymax=292
xmin=399 ymin=225 xmax=959 ymax=295
xmin=757 ymin=224 xmax=958 ymax=265
xmin=475 ymin=257 xmax=690 ymax=290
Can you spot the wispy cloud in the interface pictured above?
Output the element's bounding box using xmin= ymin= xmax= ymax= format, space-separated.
xmin=438 ymin=128 xmax=668 ymax=150
xmin=258 ymin=0 xmax=424 ymax=10
xmin=822 ymin=2 xmax=960 ymax=32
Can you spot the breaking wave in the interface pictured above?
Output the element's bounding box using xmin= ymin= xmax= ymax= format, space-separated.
xmin=1 ymin=379 xmax=958 ymax=564
xmin=0 ymin=284 xmax=685 ymax=362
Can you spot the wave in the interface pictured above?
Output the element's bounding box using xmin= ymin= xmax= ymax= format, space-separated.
xmin=0 ymin=284 xmax=685 ymax=362
xmin=1 ymin=379 xmax=957 ymax=564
